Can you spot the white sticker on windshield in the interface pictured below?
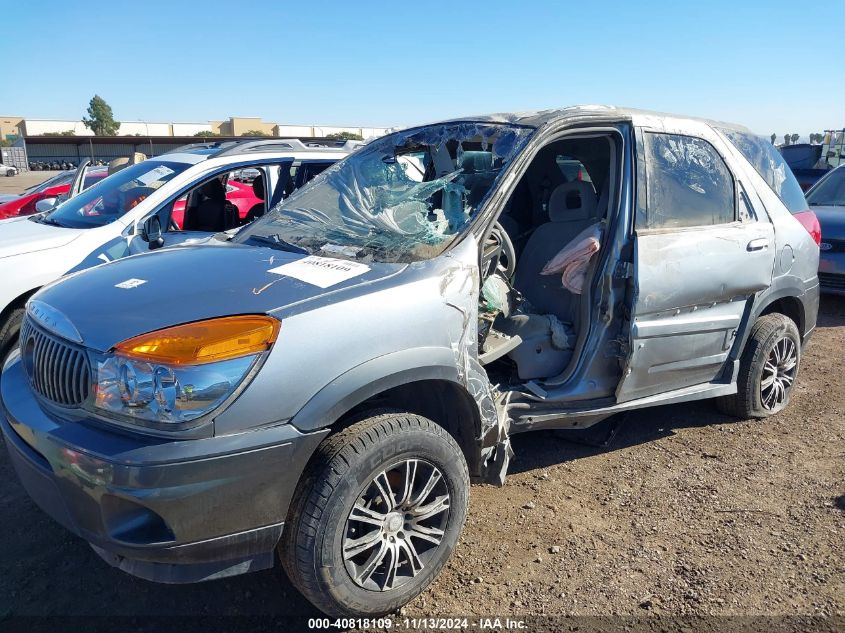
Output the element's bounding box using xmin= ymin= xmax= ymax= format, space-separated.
xmin=136 ymin=165 xmax=175 ymax=186
xmin=267 ymin=256 xmax=370 ymax=288
xmin=115 ymin=278 xmax=147 ymax=289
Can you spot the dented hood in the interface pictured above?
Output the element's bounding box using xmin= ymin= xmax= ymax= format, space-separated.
xmin=0 ymin=215 xmax=82 ymax=259
xmin=32 ymin=243 xmax=404 ymax=352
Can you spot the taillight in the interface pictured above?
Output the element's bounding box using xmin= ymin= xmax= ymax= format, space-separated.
xmin=793 ymin=210 xmax=821 ymax=245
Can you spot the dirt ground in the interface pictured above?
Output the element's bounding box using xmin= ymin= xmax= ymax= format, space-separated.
xmin=1 ymin=297 xmax=843 ymax=625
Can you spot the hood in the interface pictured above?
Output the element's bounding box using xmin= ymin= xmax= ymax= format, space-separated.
xmin=0 ymin=216 xmax=82 ymax=259
xmin=813 ymin=206 xmax=845 ymax=241
xmin=32 ymin=243 xmax=406 ymax=352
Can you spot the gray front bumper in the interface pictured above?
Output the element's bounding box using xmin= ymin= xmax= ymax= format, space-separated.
xmin=1 ymin=355 xmax=328 ymax=583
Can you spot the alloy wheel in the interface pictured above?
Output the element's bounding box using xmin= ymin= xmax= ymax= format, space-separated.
xmin=761 ymin=335 xmax=798 ymax=410
xmin=342 ymin=458 xmax=451 ymax=592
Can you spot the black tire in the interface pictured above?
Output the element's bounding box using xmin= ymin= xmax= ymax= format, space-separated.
xmin=0 ymin=307 xmax=24 ymax=368
xmin=280 ymin=411 xmax=470 ymax=617
xmin=716 ymin=313 xmax=801 ymax=419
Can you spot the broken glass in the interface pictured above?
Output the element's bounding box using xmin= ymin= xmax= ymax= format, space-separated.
xmin=237 ymin=123 xmax=534 ymax=263
xmin=641 ymin=132 xmax=735 ymax=229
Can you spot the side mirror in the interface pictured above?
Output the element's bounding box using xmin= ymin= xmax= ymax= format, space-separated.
xmin=35 ymin=198 xmax=57 ymax=213
xmin=140 ymin=215 xmax=165 ymax=250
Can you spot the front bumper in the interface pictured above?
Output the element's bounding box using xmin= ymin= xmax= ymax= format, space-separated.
xmin=0 ymin=354 xmax=328 ymax=583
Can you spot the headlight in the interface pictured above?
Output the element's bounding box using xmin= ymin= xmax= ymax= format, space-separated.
xmin=89 ymin=316 xmax=280 ymax=428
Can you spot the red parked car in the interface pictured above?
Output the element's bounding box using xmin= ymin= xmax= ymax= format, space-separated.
xmin=0 ymin=168 xmax=108 ymax=219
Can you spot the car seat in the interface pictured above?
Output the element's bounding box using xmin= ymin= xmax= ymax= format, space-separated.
xmin=244 ymin=174 xmax=266 ymax=224
xmin=183 ymin=179 xmax=237 ymax=232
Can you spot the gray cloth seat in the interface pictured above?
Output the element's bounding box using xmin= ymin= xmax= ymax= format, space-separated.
xmin=497 ymin=180 xmax=601 ymax=380
xmin=513 ymin=180 xmax=599 ymax=324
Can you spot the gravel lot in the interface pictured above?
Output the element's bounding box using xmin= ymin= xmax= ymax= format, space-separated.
xmin=0 ymin=170 xmax=57 ymax=196
xmin=1 ymin=297 xmax=842 ymax=625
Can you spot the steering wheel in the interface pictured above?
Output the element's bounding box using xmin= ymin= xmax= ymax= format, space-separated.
xmin=482 ymin=222 xmax=517 ymax=281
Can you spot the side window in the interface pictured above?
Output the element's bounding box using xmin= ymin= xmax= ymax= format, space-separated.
xmin=718 ymin=128 xmax=808 ymax=214
xmin=640 ymin=133 xmax=735 ymax=230
xmin=556 ymin=155 xmax=593 ymax=185
xmin=296 ymin=161 xmax=332 ymax=188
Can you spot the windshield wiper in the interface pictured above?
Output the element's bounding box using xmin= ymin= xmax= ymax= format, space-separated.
xmin=245 ymin=234 xmax=309 ymax=254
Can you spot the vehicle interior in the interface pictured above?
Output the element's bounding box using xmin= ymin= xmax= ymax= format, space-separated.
xmin=477 ymin=134 xmax=620 ymax=386
xmin=171 ymin=161 xmax=338 ymax=232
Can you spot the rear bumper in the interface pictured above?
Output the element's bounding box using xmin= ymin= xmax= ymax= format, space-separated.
xmin=1 ymin=354 xmax=328 ymax=583
xmin=819 ymin=253 xmax=845 ymax=295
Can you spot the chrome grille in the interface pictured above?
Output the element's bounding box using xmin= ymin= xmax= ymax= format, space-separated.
xmin=20 ymin=317 xmax=91 ymax=407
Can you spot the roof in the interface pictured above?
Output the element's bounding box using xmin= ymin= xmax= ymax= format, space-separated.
xmin=436 ymin=105 xmax=756 ymax=135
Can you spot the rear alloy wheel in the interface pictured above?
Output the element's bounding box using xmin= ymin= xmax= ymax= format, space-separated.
xmin=281 ymin=411 xmax=469 ymax=617
xmin=760 ymin=335 xmax=798 ymax=411
xmin=717 ymin=313 xmax=801 ymax=418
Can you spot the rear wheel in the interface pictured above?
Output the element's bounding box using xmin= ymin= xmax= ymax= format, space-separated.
xmin=281 ymin=411 xmax=469 ymax=617
xmin=717 ymin=313 xmax=801 ymax=418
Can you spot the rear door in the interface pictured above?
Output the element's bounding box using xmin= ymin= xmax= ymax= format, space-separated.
xmin=616 ymin=124 xmax=776 ymax=402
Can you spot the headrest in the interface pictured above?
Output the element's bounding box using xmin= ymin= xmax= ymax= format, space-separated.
xmin=200 ymin=178 xmax=226 ymax=200
xmin=547 ymin=181 xmax=596 ymax=223
xmin=252 ymin=174 xmax=265 ymax=200
xmin=460 ymin=151 xmax=493 ymax=173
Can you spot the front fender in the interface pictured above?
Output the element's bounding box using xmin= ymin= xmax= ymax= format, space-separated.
xmin=289 ymin=346 xmax=462 ymax=432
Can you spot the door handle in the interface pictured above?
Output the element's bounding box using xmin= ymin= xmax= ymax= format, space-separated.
xmin=747 ymin=238 xmax=769 ymax=251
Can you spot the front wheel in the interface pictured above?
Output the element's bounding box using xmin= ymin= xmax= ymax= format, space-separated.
xmin=281 ymin=411 xmax=469 ymax=617
xmin=717 ymin=313 xmax=801 ymax=418
xmin=0 ymin=307 xmax=24 ymax=370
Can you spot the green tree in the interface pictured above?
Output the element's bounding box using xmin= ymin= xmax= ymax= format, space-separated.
xmin=770 ymin=133 xmax=777 ymax=144
xmin=241 ymin=129 xmax=271 ymax=137
xmin=41 ymin=130 xmax=76 ymax=137
xmin=790 ymin=133 xmax=799 ymax=144
xmin=82 ymin=95 xmax=119 ymax=136
xmin=194 ymin=130 xmax=221 ymax=137
xmin=326 ymin=131 xmax=364 ymax=141
xmin=783 ymin=134 xmax=791 ymax=146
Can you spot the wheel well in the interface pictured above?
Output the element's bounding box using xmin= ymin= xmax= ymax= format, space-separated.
xmin=0 ymin=289 xmax=37 ymax=345
xmin=339 ymin=379 xmax=482 ymax=478
xmin=759 ymin=296 xmax=804 ymax=338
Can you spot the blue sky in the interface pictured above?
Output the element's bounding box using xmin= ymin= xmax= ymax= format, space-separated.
xmin=0 ymin=0 xmax=840 ymax=136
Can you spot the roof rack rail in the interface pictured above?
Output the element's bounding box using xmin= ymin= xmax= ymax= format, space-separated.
xmin=212 ymin=138 xmax=362 ymax=158
xmin=164 ymin=140 xmax=238 ymax=154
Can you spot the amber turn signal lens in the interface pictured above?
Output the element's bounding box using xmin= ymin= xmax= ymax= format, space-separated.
xmin=114 ymin=316 xmax=281 ymax=365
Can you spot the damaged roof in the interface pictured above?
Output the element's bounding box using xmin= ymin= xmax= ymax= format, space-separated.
xmin=433 ymin=105 xmax=756 ymax=135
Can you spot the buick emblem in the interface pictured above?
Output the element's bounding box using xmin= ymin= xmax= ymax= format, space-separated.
xmin=27 ymin=300 xmax=83 ymax=344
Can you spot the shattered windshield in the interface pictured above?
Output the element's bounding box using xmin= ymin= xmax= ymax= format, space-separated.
xmin=236 ymin=122 xmax=534 ymax=262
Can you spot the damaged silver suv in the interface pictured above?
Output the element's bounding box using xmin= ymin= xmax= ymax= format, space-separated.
xmin=1 ymin=107 xmax=820 ymax=616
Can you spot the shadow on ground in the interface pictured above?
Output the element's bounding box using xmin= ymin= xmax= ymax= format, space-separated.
xmin=507 ymin=399 xmax=734 ymax=476
xmin=818 ymin=294 xmax=845 ymax=328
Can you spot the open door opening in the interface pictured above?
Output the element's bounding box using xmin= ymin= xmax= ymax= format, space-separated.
xmin=478 ymin=131 xmax=625 ymax=398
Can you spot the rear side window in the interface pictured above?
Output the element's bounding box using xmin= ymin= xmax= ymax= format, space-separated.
xmin=719 ymin=128 xmax=807 ymax=213
xmin=806 ymin=167 xmax=845 ymax=207
xmin=640 ymin=132 xmax=735 ymax=229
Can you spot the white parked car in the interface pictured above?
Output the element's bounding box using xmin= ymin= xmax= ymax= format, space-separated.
xmin=0 ymin=139 xmax=358 ymax=361
xmin=0 ymin=163 xmax=18 ymax=177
